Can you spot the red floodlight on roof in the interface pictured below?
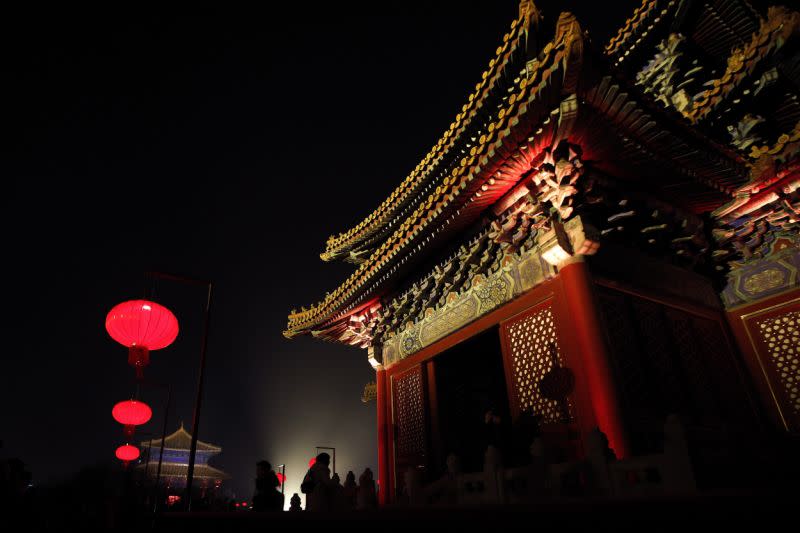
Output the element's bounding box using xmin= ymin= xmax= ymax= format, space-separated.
xmin=115 ymin=444 xmax=140 ymax=467
xmin=106 ymin=300 xmax=179 ymax=378
xmin=112 ymin=400 xmax=152 ymax=439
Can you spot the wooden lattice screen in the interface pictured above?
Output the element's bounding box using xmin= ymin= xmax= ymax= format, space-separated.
xmin=391 ymin=365 xmax=427 ymax=490
xmin=742 ymin=302 xmax=800 ymax=430
xmin=500 ymin=301 xmax=571 ymax=422
xmin=597 ymin=285 xmax=759 ymax=452
xmin=753 ymin=310 xmax=800 ymax=416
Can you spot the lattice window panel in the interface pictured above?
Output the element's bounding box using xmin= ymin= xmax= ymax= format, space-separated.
xmin=597 ymin=290 xmax=653 ymax=414
xmin=692 ymin=315 xmax=755 ymax=426
xmin=596 ymin=288 xmax=663 ymax=453
xmin=666 ymin=310 xmax=719 ymax=422
xmin=756 ymin=310 xmax=800 ymax=416
xmin=393 ymin=367 xmax=426 ymax=458
xmin=504 ymin=305 xmax=571 ymax=423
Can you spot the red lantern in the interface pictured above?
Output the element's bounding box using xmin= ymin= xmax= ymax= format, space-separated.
xmin=115 ymin=444 xmax=140 ymax=467
xmin=276 ymin=472 xmax=286 ymax=485
xmin=112 ymin=400 xmax=152 ymax=439
xmin=106 ymin=300 xmax=179 ymax=378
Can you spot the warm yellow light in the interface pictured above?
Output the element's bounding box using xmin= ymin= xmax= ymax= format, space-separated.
xmin=367 ymin=346 xmax=382 ymax=369
xmin=538 ymin=220 xmax=573 ymax=266
xmin=541 ymin=244 xmax=572 ymax=266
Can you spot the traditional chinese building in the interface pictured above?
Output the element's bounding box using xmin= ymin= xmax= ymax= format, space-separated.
xmin=140 ymin=424 xmax=229 ymax=494
xmin=285 ymin=0 xmax=800 ymax=503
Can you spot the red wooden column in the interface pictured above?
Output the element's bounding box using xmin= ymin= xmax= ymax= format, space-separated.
xmin=558 ymin=257 xmax=630 ymax=458
xmin=375 ymin=367 xmax=390 ymax=505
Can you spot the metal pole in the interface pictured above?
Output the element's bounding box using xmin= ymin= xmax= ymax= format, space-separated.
xmin=153 ymin=384 xmax=171 ymax=514
xmin=143 ymin=271 xmax=213 ymax=512
xmin=143 ymin=437 xmax=154 ymax=481
xmin=315 ymin=447 xmax=336 ymax=475
xmin=277 ymin=464 xmax=285 ymax=496
xmin=186 ymin=282 xmax=213 ymax=511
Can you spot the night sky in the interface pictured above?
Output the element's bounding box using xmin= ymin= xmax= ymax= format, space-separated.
xmin=2 ymin=1 xmax=640 ymax=502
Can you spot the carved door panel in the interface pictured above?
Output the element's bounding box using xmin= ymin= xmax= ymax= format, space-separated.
xmin=499 ymin=299 xmax=572 ymax=424
xmin=499 ymin=299 xmax=582 ymax=462
xmin=390 ymin=365 xmax=427 ymax=494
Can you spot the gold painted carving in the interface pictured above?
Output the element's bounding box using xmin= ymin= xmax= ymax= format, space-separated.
xmin=382 ymin=246 xmax=553 ymax=363
xmin=744 ymin=269 xmax=786 ymax=294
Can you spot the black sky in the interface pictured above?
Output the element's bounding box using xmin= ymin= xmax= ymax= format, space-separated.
xmin=1 ymin=1 xmax=641 ymax=500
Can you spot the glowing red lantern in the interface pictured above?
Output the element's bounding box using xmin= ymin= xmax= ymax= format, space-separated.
xmin=106 ymin=300 xmax=179 ymax=378
xmin=115 ymin=444 xmax=140 ymax=467
xmin=308 ymin=457 xmax=316 ymax=468
xmin=112 ymin=400 xmax=152 ymax=439
xmin=276 ymin=472 xmax=286 ymax=485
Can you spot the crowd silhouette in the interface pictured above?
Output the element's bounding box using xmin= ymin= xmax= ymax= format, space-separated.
xmin=299 ymin=453 xmax=377 ymax=512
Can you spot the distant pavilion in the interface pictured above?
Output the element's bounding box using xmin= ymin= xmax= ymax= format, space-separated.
xmin=140 ymin=423 xmax=229 ymax=494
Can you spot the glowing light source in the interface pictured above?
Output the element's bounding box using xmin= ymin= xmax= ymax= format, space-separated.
xmin=538 ymin=221 xmax=573 ymax=267
xmin=538 ymin=217 xmax=600 ymax=266
xmin=115 ymin=444 xmax=140 ymax=466
xmin=106 ymin=299 xmax=179 ymax=378
xmin=276 ymin=472 xmax=286 ymax=485
xmin=112 ymin=400 xmax=152 ymax=439
xmin=367 ymin=355 xmax=380 ymax=369
xmin=308 ymin=457 xmax=316 ymax=468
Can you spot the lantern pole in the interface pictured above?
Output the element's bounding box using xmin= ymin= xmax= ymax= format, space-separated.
xmin=276 ymin=464 xmax=285 ymax=496
xmin=143 ymin=437 xmax=154 ymax=481
xmin=186 ymin=281 xmax=212 ymax=511
xmin=144 ymin=271 xmax=213 ymax=511
xmin=130 ymin=378 xmax=171 ymax=514
xmin=153 ymin=383 xmax=171 ymax=513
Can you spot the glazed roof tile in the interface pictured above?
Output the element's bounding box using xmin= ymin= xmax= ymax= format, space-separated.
xmin=684 ymin=6 xmax=800 ymax=124
xmin=141 ymin=424 xmax=222 ymax=453
xmin=285 ymin=11 xmax=579 ymax=337
xmin=320 ymin=7 xmax=535 ymax=262
xmin=140 ymin=462 xmax=229 ymax=480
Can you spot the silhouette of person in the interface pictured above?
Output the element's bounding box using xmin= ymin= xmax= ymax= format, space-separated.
xmin=342 ymin=471 xmax=357 ymax=510
xmin=484 ymin=407 xmax=502 ymax=448
xmin=330 ymin=472 xmax=348 ymax=511
xmin=302 ymin=453 xmax=332 ymax=511
xmin=356 ymin=468 xmax=377 ymax=509
xmin=511 ymin=407 xmax=543 ymax=466
xmin=253 ymin=460 xmax=283 ymax=512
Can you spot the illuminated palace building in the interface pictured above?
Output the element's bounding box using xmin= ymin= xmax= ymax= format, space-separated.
xmin=140 ymin=424 xmax=229 ymax=496
xmin=286 ymin=1 xmax=800 ymax=503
